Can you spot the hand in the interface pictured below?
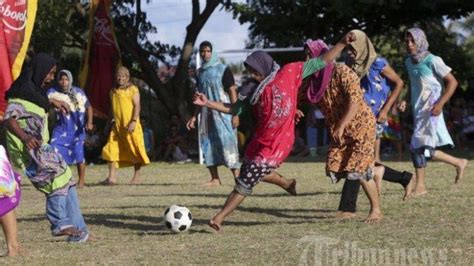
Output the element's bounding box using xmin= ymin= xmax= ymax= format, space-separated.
xmin=431 ymin=103 xmax=443 ymax=116
xmin=192 ymin=92 xmax=208 ymax=107
xmin=86 ymin=122 xmax=94 ymax=131
xmin=295 ymin=109 xmax=304 ymax=124
xmin=377 ymin=110 xmax=388 ymax=124
xmin=127 ymin=121 xmax=136 ymax=133
xmin=186 ymin=116 xmax=196 ymax=130
xmin=23 ymin=135 xmax=42 ymax=150
xmin=50 ymin=99 xmax=70 ymax=114
xmin=232 ymin=115 xmax=240 ymax=128
xmin=333 ymin=125 xmax=345 ymax=145
xmin=397 ymin=101 xmax=407 ymax=112
xmin=341 ymin=31 xmax=356 ymax=45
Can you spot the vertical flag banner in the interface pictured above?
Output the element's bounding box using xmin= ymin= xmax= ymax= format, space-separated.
xmin=79 ymin=0 xmax=120 ymax=118
xmin=0 ymin=0 xmax=37 ymax=119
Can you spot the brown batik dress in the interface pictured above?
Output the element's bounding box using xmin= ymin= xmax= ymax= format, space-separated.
xmin=318 ymin=64 xmax=376 ymax=182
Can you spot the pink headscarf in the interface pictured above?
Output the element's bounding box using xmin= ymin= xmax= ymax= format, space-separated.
xmin=304 ymin=39 xmax=334 ymax=103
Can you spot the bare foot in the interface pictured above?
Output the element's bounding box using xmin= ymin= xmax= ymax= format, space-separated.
xmin=208 ymin=217 xmax=223 ymax=232
xmin=53 ymin=227 xmax=82 ymax=237
xmin=99 ymin=179 xmax=117 ymax=186
xmin=285 ymin=179 xmax=297 ymax=196
xmin=363 ymin=211 xmax=383 ymax=224
xmin=412 ymin=190 xmax=428 ymax=198
xmin=203 ymin=179 xmax=221 ymax=187
xmin=77 ymin=183 xmax=86 ymax=189
xmin=455 ymin=159 xmax=468 ymax=184
xmin=374 ymin=166 xmax=384 ymax=196
xmin=336 ymin=211 xmax=356 ymax=219
xmin=128 ymin=179 xmax=141 ymax=185
xmin=403 ymin=173 xmax=416 ymax=201
xmin=5 ymin=244 xmax=21 ymax=257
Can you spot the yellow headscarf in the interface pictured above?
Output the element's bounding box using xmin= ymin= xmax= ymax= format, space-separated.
xmin=348 ymin=30 xmax=377 ymax=78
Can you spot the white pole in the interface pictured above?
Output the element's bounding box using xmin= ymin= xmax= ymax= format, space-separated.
xmin=195 ymin=52 xmax=204 ymax=165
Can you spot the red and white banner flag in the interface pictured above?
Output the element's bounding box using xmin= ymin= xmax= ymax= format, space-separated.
xmin=79 ymin=0 xmax=120 ymax=118
xmin=0 ymin=0 xmax=37 ymax=119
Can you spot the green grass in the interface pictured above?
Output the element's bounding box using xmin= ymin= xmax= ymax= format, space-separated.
xmin=2 ymin=159 xmax=473 ymax=264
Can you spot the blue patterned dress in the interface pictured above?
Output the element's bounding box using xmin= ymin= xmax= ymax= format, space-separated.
xmin=197 ymin=62 xmax=240 ymax=168
xmin=361 ymin=57 xmax=391 ymax=117
xmin=47 ymin=86 xmax=90 ymax=165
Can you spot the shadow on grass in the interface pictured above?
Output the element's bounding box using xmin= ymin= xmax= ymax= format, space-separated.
xmin=124 ymin=191 xmax=340 ymax=198
xmin=86 ymin=182 xmax=181 ymax=188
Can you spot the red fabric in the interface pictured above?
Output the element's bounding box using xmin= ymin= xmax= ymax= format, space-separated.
xmin=84 ymin=1 xmax=119 ymax=118
xmin=0 ymin=1 xmax=27 ymax=116
xmin=244 ymin=62 xmax=304 ymax=167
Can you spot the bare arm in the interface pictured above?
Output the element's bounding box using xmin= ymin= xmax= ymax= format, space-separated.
xmin=193 ymin=92 xmax=233 ymax=114
xmin=378 ymin=65 xmax=404 ymax=122
xmin=322 ymin=32 xmax=356 ymax=64
xmin=4 ymin=118 xmax=42 ymax=150
xmin=432 ymin=72 xmax=458 ymax=116
xmin=127 ymin=91 xmax=141 ymax=133
xmin=86 ymin=106 xmax=94 ymax=130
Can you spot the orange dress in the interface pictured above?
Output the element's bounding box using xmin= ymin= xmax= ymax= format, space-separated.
xmin=318 ymin=64 xmax=376 ymax=177
xmin=102 ymin=85 xmax=150 ymax=167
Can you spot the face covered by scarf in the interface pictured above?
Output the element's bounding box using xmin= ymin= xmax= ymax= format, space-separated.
xmin=304 ymin=39 xmax=334 ymax=104
xmin=346 ymin=29 xmax=377 ymax=78
xmin=239 ymin=51 xmax=280 ymax=104
xmin=406 ymin=27 xmax=430 ymax=63
xmin=5 ymin=53 xmax=57 ymax=111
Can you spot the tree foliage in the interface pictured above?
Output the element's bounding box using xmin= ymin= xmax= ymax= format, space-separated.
xmin=232 ymin=0 xmax=474 ymax=47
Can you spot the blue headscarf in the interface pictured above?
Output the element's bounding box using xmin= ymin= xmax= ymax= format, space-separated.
xmin=201 ymin=51 xmax=220 ymax=70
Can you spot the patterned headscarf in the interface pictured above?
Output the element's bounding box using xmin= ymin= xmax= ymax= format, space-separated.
xmin=406 ymin=27 xmax=430 ymax=63
xmin=241 ymin=51 xmax=280 ymax=105
xmin=347 ymin=30 xmax=377 ymax=78
xmin=58 ymin=70 xmax=79 ymax=110
xmin=304 ymin=39 xmax=334 ymax=103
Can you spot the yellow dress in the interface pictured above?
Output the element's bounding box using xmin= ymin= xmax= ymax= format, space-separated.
xmin=102 ymin=85 xmax=150 ymax=167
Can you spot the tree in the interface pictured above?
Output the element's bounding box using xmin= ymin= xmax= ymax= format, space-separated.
xmin=231 ymin=0 xmax=473 ymax=47
xmin=30 ymin=0 xmax=231 ymax=118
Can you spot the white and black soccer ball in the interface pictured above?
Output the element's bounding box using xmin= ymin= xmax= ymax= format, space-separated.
xmin=163 ymin=205 xmax=193 ymax=233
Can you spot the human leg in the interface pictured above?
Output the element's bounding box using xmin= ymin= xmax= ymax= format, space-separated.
xmin=203 ymin=166 xmax=221 ymax=186
xmin=337 ymin=179 xmax=360 ymax=218
xmin=1 ymin=210 xmax=20 ymax=256
xmin=360 ymin=179 xmax=383 ymax=223
xmin=261 ymin=171 xmax=297 ymax=196
xmin=65 ymin=186 xmax=89 ymax=243
xmin=129 ymin=164 xmax=141 ymax=184
xmin=77 ymin=163 xmax=86 ymax=188
xmin=432 ymin=150 xmax=468 ymax=184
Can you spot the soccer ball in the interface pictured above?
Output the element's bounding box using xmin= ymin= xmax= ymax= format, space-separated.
xmin=163 ymin=205 xmax=193 ymax=233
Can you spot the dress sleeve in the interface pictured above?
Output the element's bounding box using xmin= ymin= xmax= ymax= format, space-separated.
xmin=302 ymin=57 xmax=326 ymax=79
xmin=4 ymin=102 xmax=27 ymax=120
xmin=431 ymin=56 xmax=452 ymax=79
xmin=222 ymin=67 xmax=235 ymax=92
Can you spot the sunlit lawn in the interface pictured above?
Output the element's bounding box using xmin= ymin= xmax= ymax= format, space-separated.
xmin=2 ymin=154 xmax=473 ymax=264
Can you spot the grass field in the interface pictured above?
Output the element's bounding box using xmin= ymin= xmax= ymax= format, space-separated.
xmin=2 ymin=157 xmax=473 ymax=264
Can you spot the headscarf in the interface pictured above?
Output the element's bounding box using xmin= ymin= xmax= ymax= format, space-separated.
xmin=199 ymin=41 xmax=220 ymax=70
xmin=304 ymin=39 xmax=334 ymax=104
xmin=406 ymin=27 xmax=430 ymax=63
xmin=240 ymin=51 xmax=280 ymax=105
xmin=5 ymin=53 xmax=57 ymax=111
xmin=201 ymin=51 xmax=220 ymax=69
xmin=58 ymin=70 xmax=79 ymax=110
xmin=347 ymin=30 xmax=377 ymax=78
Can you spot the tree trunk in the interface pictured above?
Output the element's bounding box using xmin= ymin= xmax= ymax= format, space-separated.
xmin=171 ymin=0 xmax=220 ymax=119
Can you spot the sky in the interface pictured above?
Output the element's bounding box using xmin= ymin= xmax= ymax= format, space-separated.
xmin=145 ymin=0 xmax=250 ymax=63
